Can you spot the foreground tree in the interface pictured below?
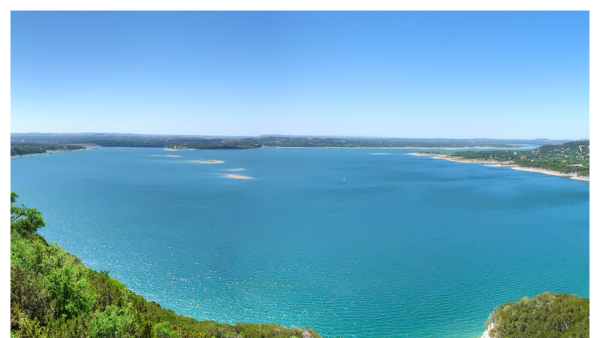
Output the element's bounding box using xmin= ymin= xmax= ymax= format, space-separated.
xmin=487 ymin=292 xmax=589 ymax=338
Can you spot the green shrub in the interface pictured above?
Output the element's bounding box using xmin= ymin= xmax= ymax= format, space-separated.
xmin=488 ymin=292 xmax=589 ymax=338
xmin=90 ymin=304 xmax=133 ymax=338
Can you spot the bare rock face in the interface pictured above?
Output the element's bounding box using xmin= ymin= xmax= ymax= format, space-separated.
xmin=481 ymin=323 xmax=494 ymax=338
xmin=288 ymin=325 xmax=315 ymax=338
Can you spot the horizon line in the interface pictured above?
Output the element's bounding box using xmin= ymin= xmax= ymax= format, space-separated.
xmin=9 ymin=132 xmax=585 ymax=141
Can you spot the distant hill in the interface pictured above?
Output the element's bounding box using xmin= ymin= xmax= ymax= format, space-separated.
xmin=11 ymin=143 xmax=86 ymax=157
xmin=449 ymin=140 xmax=589 ymax=177
xmin=10 ymin=133 xmax=574 ymax=150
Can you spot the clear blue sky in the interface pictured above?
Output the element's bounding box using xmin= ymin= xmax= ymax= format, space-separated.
xmin=11 ymin=11 xmax=589 ymax=139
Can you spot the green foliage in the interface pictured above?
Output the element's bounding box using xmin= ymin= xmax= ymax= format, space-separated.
xmin=86 ymin=270 xmax=128 ymax=310
xmin=152 ymin=322 xmax=181 ymax=338
xmin=11 ymin=266 xmax=52 ymax=327
xmin=487 ymin=292 xmax=589 ymax=338
xmin=11 ymin=143 xmax=85 ymax=156
xmin=90 ymin=304 xmax=133 ymax=338
xmin=11 ymin=305 xmax=45 ymax=338
xmin=448 ymin=141 xmax=590 ymax=177
xmin=10 ymin=193 xmax=321 ymax=338
xmin=43 ymin=260 xmax=97 ymax=319
xmin=11 ymin=193 xmax=46 ymax=235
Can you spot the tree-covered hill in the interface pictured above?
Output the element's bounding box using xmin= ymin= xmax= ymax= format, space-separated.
xmin=11 ymin=143 xmax=86 ymax=157
xmin=439 ymin=141 xmax=590 ymax=177
xmin=485 ymin=292 xmax=589 ymax=338
xmin=10 ymin=193 xmax=320 ymax=338
xmin=12 ymin=133 xmax=564 ymax=150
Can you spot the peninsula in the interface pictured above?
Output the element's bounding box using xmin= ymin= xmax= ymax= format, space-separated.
xmin=11 ymin=143 xmax=87 ymax=157
xmin=413 ymin=141 xmax=589 ymax=180
xmin=481 ymin=292 xmax=589 ymax=338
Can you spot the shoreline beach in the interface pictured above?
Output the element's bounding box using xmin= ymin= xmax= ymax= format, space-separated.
xmin=408 ymin=153 xmax=503 ymax=164
xmin=408 ymin=153 xmax=589 ymax=181
xmin=511 ymin=167 xmax=590 ymax=181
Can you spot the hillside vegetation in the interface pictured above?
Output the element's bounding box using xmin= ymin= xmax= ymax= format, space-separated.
xmin=11 ymin=143 xmax=86 ymax=157
xmin=11 ymin=133 xmax=541 ymax=149
xmin=486 ymin=292 xmax=589 ymax=338
xmin=10 ymin=193 xmax=320 ymax=338
xmin=433 ymin=141 xmax=590 ymax=177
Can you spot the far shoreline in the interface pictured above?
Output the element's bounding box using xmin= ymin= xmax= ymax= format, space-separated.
xmin=11 ymin=145 xmax=97 ymax=158
xmin=273 ymin=145 xmax=528 ymax=150
xmin=164 ymin=145 xmax=530 ymax=151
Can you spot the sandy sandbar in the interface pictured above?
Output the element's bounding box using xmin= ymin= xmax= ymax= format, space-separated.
xmin=190 ymin=160 xmax=224 ymax=163
xmin=151 ymin=155 xmax=182 ymax=157
xmin=226 ymin=174 xmax=254 ymax=179
xmin=225 ymin=168 xmax=245 ymax=171
xmin=409 ymin=153 xmax=499 ymax=164
xmin=407 ymin=153 xmax=438 ymax=156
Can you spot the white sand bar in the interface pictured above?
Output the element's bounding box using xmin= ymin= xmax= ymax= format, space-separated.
xmin=226 ymin=174 xmax=253 ymax=179
xmin=190 ymin=160 xmax=224 ymax=163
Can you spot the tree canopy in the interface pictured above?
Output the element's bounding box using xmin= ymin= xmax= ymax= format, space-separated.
xmin=487 ymin=292 xmax=589 ymax=338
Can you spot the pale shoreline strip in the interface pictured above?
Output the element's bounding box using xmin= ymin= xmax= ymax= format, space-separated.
xmin=225 ymin=168 xmax=245 ymax=171
xmin=511 ymin=167 xmax=590 ymax=181
xmin=407 ymin=153 xmax=589 ymax=181
xmin=408 ymin=153 xmax=502 ymax=164
xmin=151 ymin=155 xmax=182 ymax=157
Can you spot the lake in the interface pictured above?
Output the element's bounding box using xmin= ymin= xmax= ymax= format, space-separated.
xmin=10 ymin=147 xmax=589 ymax=338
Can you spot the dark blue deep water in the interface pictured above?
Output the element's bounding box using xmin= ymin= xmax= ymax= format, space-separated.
xmin=11 ymin=147 xmax=589 ymax=337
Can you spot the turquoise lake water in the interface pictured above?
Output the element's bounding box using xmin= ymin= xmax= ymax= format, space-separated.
xmin=11 ymin=147 xmax=589 ymax=338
